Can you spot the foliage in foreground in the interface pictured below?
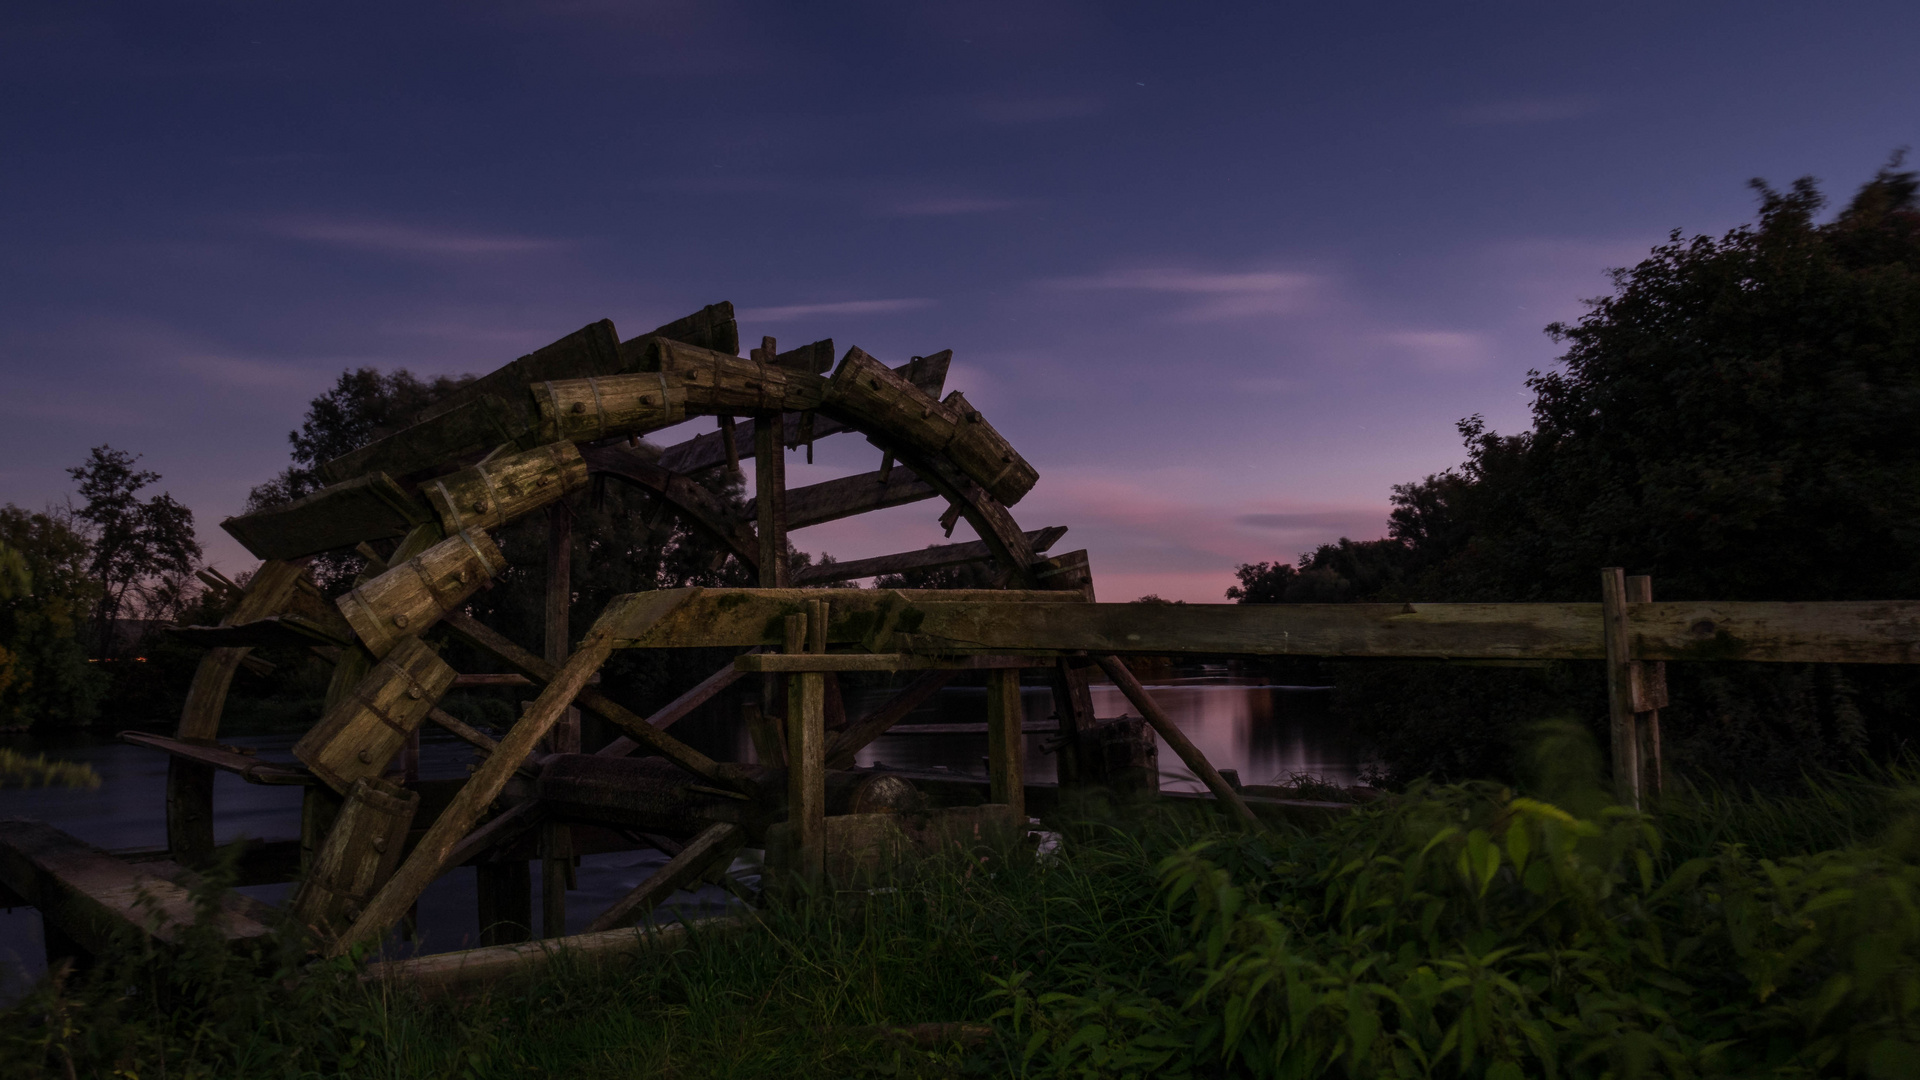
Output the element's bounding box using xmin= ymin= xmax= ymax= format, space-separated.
xmin=7 ymin=754 xmax=1920 ymax=1077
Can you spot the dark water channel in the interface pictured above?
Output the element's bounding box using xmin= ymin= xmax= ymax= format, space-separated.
xmin=0 ymin=676 xmax=1354 ymax=997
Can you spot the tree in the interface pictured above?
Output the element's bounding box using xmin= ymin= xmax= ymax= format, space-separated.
xmin=1231 ymin=158 xmax=1920 ymax=786
xmin=67 ymin=446 xmax=202 ymax=657
xmin=0 ymin=505 xmax=105 ymax=728
xmin=247 ymin=367 xmax=475 ymax=510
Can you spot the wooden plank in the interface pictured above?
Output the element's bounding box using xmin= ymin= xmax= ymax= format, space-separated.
xmin=287 ymin=776 xmax=419 ymax=931
xmin=427 ymin=706 xmax=502 ymax=754
xmin=334 ymin=595 xmax=667 ymax=954
xmin=754 ymin=384 xmax=790 ymax=587
xmin=583 ymin=822 xmax=743 ymax=933
xmin=985 ymin=669 xmax=1025 ymax=820
xmin=319 ymin=321 xmax=622 ymax=486
xmin=606 ymin=588 xmax=1086 ymax=649
xmin=649 ymin=337 xmax=829 ymax=415
xmin=655 ymin=352 xmax=950 ymax=474
xmin=336 ymin=528 xmax=507 ymax=659
xmin=787 ymin=605 xmax=827 ymax=883
xmin=579 ymin=444 xmax=760 ymax=571
xmin=628 ymin=302 xmax=738 ymax=357
xmin=531 ymin=372 xmax=688 ymax=444
xmin=447 ymin=801 xmax=544 ymax=869
xmin=437 ymin=609 xmax=731 ymax=785
xmin=451 ymin=673 xmax=535 ymax=687
xmin=1047 ymin=657 xmax=1097 ymax=786
xmin=1625 ymin=600 xmax=1920 ymax=664
xmin=0 ymin=819 xmax=271 ymax=955
xmin=220 ymin=472 xmax=434 ymax=561
xmin=938 ymin=390 xmax=1040 ymax=507
xmin=121 ymin=732 xmax=314 ymax=785
xmin=595 ymin=653 xmax=753 ymax=758
xmin=794 ymin=527 xmax=1068 ymax=586
xmin=750 ymin=468 xmax=937 ymax=532
xmin=293 ymin=636 xmax=458 ymax=794
xmin=1094 ymin=656 xmax=1258 ymax=827
xmin=1601 ymin=569 xmax=1639 ymax=808
xmin=882 ymin=448 xmax=1041 ymax=587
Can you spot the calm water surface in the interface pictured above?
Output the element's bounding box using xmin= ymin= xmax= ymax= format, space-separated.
xmin=0 ymin=676 xmax=1354 ymax=996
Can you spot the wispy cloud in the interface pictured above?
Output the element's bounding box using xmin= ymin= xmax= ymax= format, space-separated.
xmin=177 ymin=354 xmax=328 ymax=389
xmin=260 ymin=216 xmax=571 ymax=257
xmin=880 ymin=195 xmax=1025 ymax=217
xmin=1453 ymin=97 xmax=1599 ymax=125
xmin=1380 ymin=330 xmax=1491 ymax=372
xmin=738 ymin=298 xmax=936 ymax=321
xmin=1234 ymin=511 xmax=1379 ymax=531
xmin=1042 ymin=267 xmax=1326 ymax=319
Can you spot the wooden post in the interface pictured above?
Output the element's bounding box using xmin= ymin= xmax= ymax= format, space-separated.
xmin=542 ymin=501 xmax=575 ymax=937
xmin=1047 ymin=658 xmax=1096 ymax=787
xmin=787 ymin=603 xmax=827 ymax=884
xmin=751 ymin=337 xmax=790 ymax=588
xmin=1627 ymin=575 xmax=1667 ymax=802
xmin=1601 ymin=567 xmax=1641 ymax=809
xmin=1094 ymin=656 xmax=1259 ymax=827
xmin=985 ymin=668 xmax=1025 ymax=820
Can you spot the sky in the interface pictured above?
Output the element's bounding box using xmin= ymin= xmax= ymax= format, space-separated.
xmin=1 ymin=1 xmax=1915 ymax=602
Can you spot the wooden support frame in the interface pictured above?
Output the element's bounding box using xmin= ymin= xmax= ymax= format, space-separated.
xmin=826 ymin=671 xmax=959 ymax=769
xmin=1095 ymin=656 xmax=1258 ymax=827
xmin=985 ymin=669 xmax=1025 ymax=820
xmin=584 ymin=822 xmax=743 ymax=933
xmin=1601 ymin=568 xmax=1640 ymax=808
xmin=786 ymin=602 xmax=828 ymax=884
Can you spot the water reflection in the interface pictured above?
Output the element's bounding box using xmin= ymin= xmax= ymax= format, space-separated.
xmin=0 ymin=676 xmax=1356 ymax=994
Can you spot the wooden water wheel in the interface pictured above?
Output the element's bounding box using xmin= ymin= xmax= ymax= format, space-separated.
xmin=158 ymin=301 xmax=1112 ymax=954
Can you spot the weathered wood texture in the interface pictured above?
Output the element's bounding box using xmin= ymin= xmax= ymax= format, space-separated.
xmin=531 ymin=373 xmax=687 ymax=443
xmin=579 ymin=444 xmax=761 ymax=569
xmin=583 ymin=822 xmax=743 ymax=932
xmin=605 ymin=588 xmax=1077 ymax=650
xmin=335 ymin=599 xmax=636 ymax=954
xmin=621 ymin=302 xmax=738 ymax=360
xmin=821 ymin=347 xmax=1037 ymax=506
xmin=754 ymin=406 xmax=790 ymax=587
xmin=1095 ymin=656 xmax=1257 ymax=826
xmin=336 ymin=529 xmax=506 ymax=658
xmin=0 ymin=819 xmax=271 ymax=954
xmin=365 ymin=916 xmax=736 ymax=996
xmin=1601 ymin=569 xmax=1640 ymax=808
xmin=647 ymin=338 xmax=829 ymax=415
xmin=1628 ymin=575 xmax=1666 ymax=801
xmin=786 ymin=605 xmax=828 ymax=883
xmin=317 ymin=320 xmax=623 ymax=485
xmin=750 ymin=468 xmax=937 ymax=531
xmin=171 ymin=560 xmax=309 ymax=865
xmin=287 ymin=776 xmax=419 ymax=931
xmin=437 ymin=609 xmax=729 ymax=784
xmin=421 ymin=441 xmax=589 ymax=536
xmin=985 ymin=669 xmax=1025 ymax=820
xmin=122 ymin=732 xmax=314 ymax=785
xmin=293 ymin=636 xmax=457 ymax=793
xmin=220 ymin=472 xmax=433 ymax=561
xmin=886 ymin=448 xmax=1042 ymax=586
xmin=794 ymin=527 xmax=1068 ymax=586
xmin=655 ymin=351 xmax=950 ymax=474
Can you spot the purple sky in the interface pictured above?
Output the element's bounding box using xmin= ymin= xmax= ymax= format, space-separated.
xmin=3 ymin=2 xmax=1915 ymax=602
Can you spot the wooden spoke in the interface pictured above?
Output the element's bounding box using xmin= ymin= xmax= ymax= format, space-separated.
xmin=583 ymin=822 xmax=744 ymax=933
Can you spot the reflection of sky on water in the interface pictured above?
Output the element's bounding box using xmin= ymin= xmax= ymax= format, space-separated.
xmin=1 ymin=678 xmax=1356 ymax=995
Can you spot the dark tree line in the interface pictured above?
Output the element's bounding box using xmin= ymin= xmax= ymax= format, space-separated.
xmin=1232 ymin=159 xmax=1920 ymax=788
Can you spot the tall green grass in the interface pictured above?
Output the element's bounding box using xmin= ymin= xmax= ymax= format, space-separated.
xmin=6 ymin=738 xmax=1920 ymax=1078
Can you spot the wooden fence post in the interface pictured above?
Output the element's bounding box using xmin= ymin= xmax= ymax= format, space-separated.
xmin=1626 ymin=575 xmax=1667 ymax=801
xmin=986 ymin=668 xmax=1026 ymax=820
xmin=1601 ymin=568 xmax=1641 ymax=808
xmin=787 ymin=602 xmax=827 ymax=885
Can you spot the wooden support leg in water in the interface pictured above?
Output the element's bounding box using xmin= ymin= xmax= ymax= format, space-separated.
xmin=1094 ymin=656 xmax=1259 ymax=827
xmin=787 ymin=603 xmax=827 ymax=884
xmin=1601 ymin=568 xmax=1641 ymax=809
xmin=985 ymin=668 xmax=1026 ymax=820
xmin=584 ymin=822 xmax=744 ymax=933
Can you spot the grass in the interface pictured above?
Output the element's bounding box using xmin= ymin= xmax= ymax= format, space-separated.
xmin=6 ymin=731 xmax=1920 ymax=1078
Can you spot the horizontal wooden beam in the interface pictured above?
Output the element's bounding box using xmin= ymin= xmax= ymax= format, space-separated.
xmin=119 ymin=732 xmax=315 ymax=785
xmin=750 ymin=469 xmax=937 ymax=531
xmin=0 ymin=819 xmax=273 ymax=955
xmin=364 ymin=915 xmax=741 ymax=995
xmin=169 ymin=614 xmax=356 ymax=651
xmin=589 ymin=589 xmax=1920 ymax=665
xmin=221 ymin=471 xmax=434 ymax=561
xmin=793 ymin=526 xmax=1068 ymax=586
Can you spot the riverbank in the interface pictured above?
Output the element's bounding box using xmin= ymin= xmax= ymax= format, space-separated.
xmin=5 ymin=740 xmax=1917 ymax=1078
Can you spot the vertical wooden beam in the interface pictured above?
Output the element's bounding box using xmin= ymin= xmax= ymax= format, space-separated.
xmin=787 ymin=604 xmax=826 ymax=884
xmin=1601 ymin=567 xmax=1641 ymax=809
xmin=751 ymin=337 xmax=790 ymax=588
xmin=1626 ymin=574 xmax=1666 ymax=802
xmin=542 ymin=501 xmax=575 ymax=937
xmin=1094 ymin=655 xmax=1259 ymax=827
xmin=1047 ymin=658 xmax=1096 ymax=787
xmin=985 ymin=668 xmax=1026 ymax=820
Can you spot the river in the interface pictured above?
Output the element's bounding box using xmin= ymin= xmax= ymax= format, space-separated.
xmin=0 ymin=675 xmax=1354 ymax=997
